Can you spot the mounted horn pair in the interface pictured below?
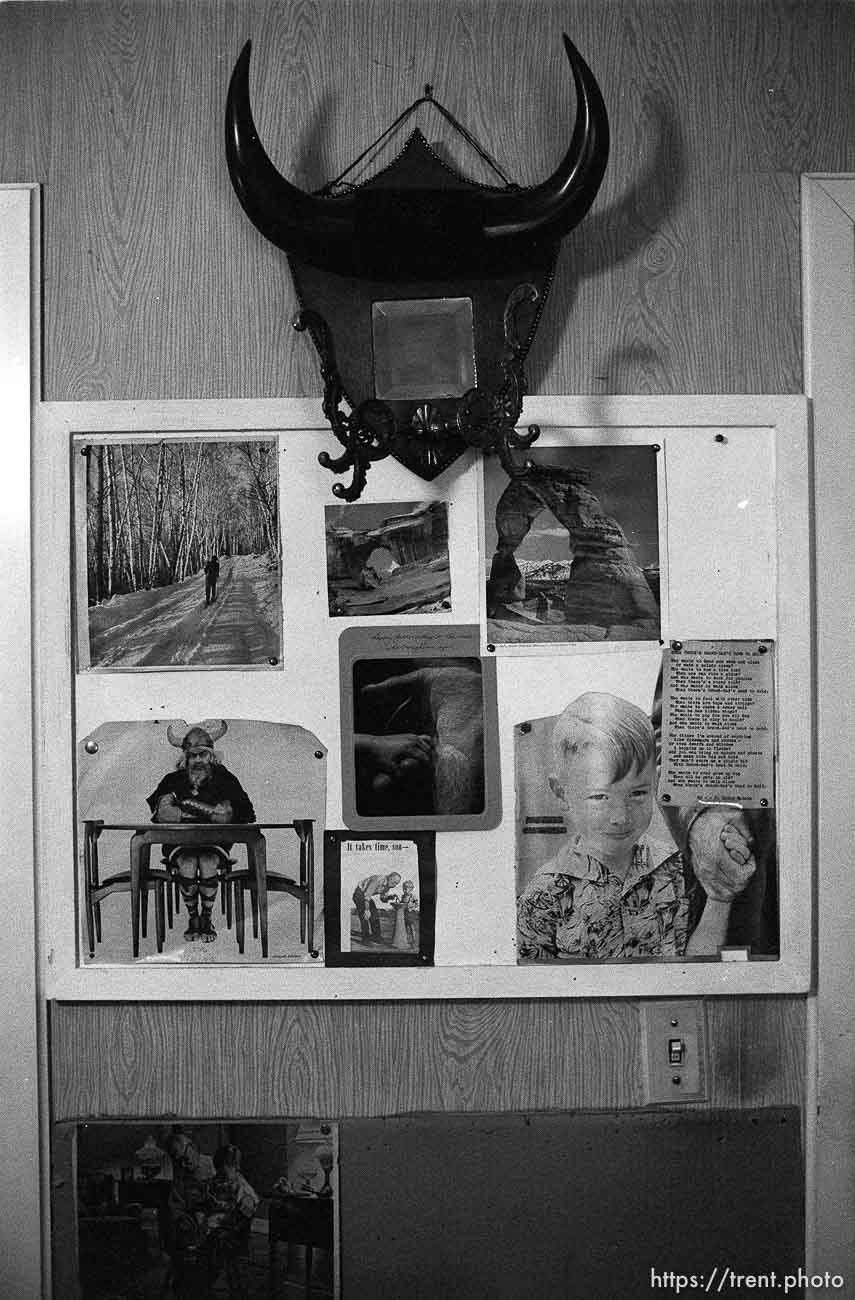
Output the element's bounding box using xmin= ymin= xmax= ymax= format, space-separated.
xmin=225 ymin=35 xmax=609 ymax=280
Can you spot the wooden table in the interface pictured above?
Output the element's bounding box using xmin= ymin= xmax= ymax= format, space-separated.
xmin=83 ymin=820 xmax=315 ymax=959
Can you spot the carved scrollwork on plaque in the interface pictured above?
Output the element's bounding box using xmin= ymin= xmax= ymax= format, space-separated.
xmin=296 ymin=310 xmax=395 ymax=501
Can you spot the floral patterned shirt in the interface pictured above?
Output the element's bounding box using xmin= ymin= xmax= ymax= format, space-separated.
xmin=516 ymin=832 xmax=699 ymax=961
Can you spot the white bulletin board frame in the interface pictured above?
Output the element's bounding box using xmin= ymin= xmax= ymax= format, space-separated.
xmin=801 ymin=173 xmax=855 ymax=1282
xmin=33 ymin=394 xmax=811 ymax=1000
xmin=1 ymin=183 xmax=44 ymax=1299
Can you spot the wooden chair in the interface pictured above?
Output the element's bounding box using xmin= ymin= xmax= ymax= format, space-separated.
xmin=82 ymin=819 xmax=168 ymax=959
xmin=229 ymin=818 xmax=318 ymax=958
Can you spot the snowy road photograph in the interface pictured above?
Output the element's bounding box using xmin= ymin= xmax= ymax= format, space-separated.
xmin=76 ymin=436 xmax=282 ymax=669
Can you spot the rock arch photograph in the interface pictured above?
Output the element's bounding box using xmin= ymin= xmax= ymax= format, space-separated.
xmin=483 ymin=443 xmax=661 ymax=645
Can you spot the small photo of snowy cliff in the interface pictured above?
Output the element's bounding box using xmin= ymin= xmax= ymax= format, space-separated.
xmin=325 ymin=500 xmax=451 ymax=618
xmin=75 ymin=437 xmax=282 ymax=669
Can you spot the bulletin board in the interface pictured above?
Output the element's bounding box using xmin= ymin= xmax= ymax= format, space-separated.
xmin=31 ymin=394 xmax=812 ymax=999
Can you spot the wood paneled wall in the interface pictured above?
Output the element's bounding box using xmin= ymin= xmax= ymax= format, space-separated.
xmin=1 ymin=0 xmax=853 ymax=404
xmin=3 ymin=0 xmax=841 ymax=1122
xmin=49 ymin=998 xmax=804 ymax=1121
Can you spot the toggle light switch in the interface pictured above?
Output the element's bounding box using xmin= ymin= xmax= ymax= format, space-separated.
xmin=668 ymin=1037 xmax=685 ymax=1066
xmin=640 ymin=1001 xmax=708 ymax=1104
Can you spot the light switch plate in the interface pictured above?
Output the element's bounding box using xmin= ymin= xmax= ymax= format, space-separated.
xmin=640 ymin=1000 xmax=708 ymax=1104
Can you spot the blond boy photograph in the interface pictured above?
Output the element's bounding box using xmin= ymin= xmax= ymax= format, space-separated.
xmin=516 ymin=692 xmax=756 ymax=962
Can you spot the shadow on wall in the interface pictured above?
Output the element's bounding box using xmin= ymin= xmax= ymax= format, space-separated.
xmin=530 ymin=89 xmax=686 ymax=392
